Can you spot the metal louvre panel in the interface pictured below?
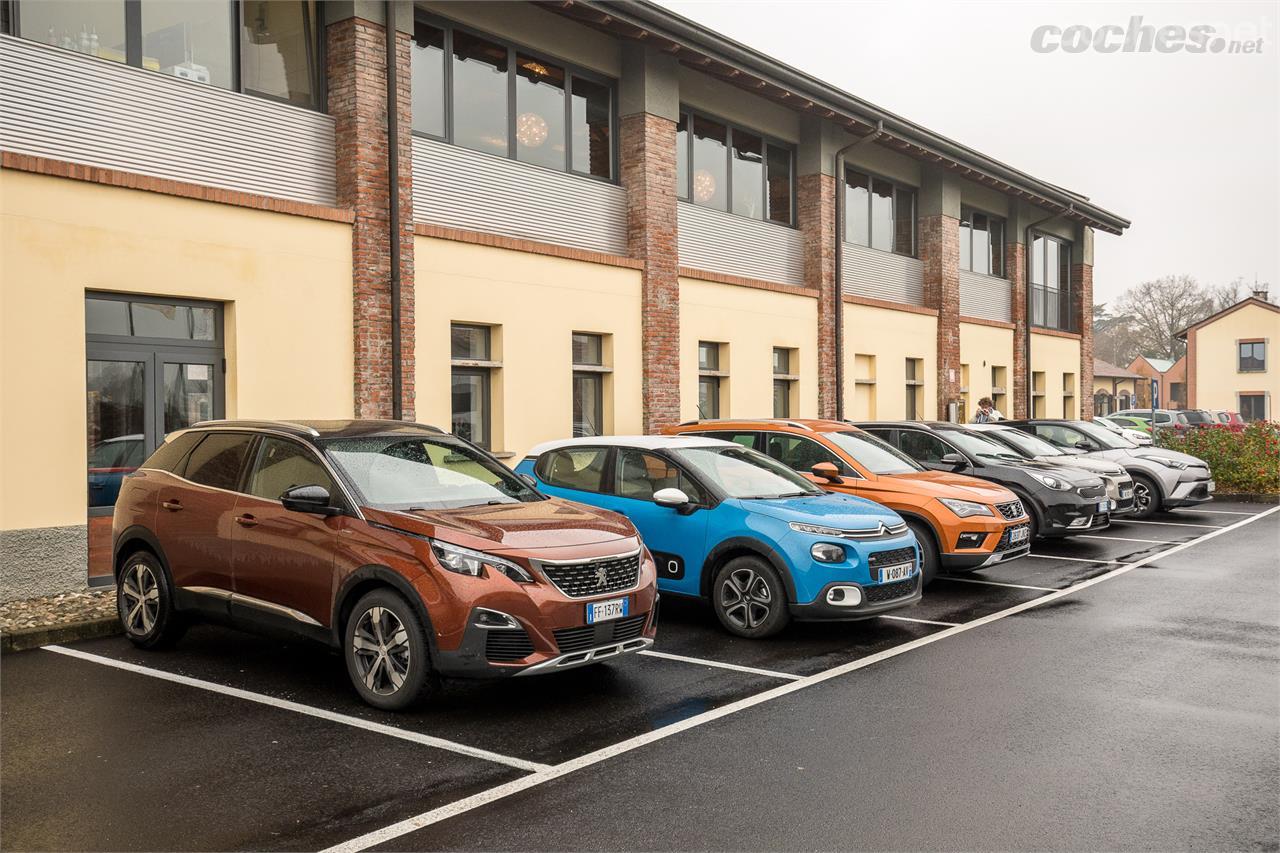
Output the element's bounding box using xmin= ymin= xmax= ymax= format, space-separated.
xmin=959 ymin=269 xmax=1013 ymax=322
xmin=676 ymin=202 xmax=804 ymax=286
xmin=841 ymin=241 xmax=925 ymax=305
xmin=412 ymin=136 xmax=627 ymax=255
xmin=0 ymin=35 xmax=336 ymax=206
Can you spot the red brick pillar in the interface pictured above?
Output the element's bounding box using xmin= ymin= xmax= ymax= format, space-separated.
xmin=327 ymin=14 xmax=415 ymax=419
xmin=1073 ymin=262 xmax=1094 ymax=418
xmin=620 ymin=113 xmax=680 ymax=431
xmin=1008 ymin=241 xmax=1029 ymax=418
xmin=920 ymin=214 xmax=961 ymax=420
xmin=798 ymin=173 xmax=838 ymax=419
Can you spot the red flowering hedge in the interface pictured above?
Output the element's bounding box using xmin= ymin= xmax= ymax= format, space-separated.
xmin=1155 ymin=421 xmax=1280 ymax=494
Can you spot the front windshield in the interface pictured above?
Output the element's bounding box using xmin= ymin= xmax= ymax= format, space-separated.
xmin=937 ymin=429 xmax=1028 ymax=463
xmin=1069 ymin=420 xmax=1135 ymax=449
xmin=1183 ymin=410 xmax=1214 ymax=425
xmin=826 ymin=431 xmax=922 ymax=475
xmin=670 ymin=446 xmax=823 ymax=499
xmin=323 ymin=435 xmax=542 ymax=510
xmin=988 ymin=428 xmax=1065 ymax=458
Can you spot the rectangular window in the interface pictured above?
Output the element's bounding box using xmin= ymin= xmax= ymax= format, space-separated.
xmin=1239 ymin=341 xmax=1267 ymax=372
xmin=766 ymin=144 xmax=792 ymax=225
xmin=773 ymin=347 xmax=795 ymax=418
xmin=411 ymin=22 xmax=446 ymax=137
xmin=572 ymin=332 xmax=607 ymax=438
xmin=451 ymin=29 xmax=509 ymax=156
xmin=991 ymin=365 xmax=1007 ymax=415
xmin=676 ymin=114 xmax=690 ymax=200
xmin=853 ymin=354 xmax=876 ymax=420
xmin=451 ymin=324 xmax=491 ymax=360
xmin=698 ymin=341 xmax=725 ymax=419
xmin=845 ymin=168 xmax=915 ymax=257
xmin=570 ymin=76 xmax=612 ymax=179
xmin=959 ymin=207 xmax=1006 ymax=277
xmin=240 ymin=1 xmax=320 ymax=107
xmin=677 ymin=108 xmax=794 ymax=225
xmin=450 ymin=323 xmax=495 ymax=448
xmin=904 ymin=357 xmax=923 ymax=420
xmin=1029 ymin=232 xmax=1074 ymax=331
xmin=1240 ymin=393 xmax=1267 ymax=422
xmin=515 ymin=54 xmax=566 ymax=171
xmin=19 ymin=1 xmax=128 ymax=64
xmin=698 ymin=340 xmax=720 ymax=372
xmin=730 ymin=129 xmax=764 ymax=219
xmin=1032 ymin=370 xmax=1046 ymax=418
xmin=141 ymin=0 xmax=234 ymax=89
xmin=1063 ymin=372 xmax=1076 ymax=418
xmin=691 ymin=114 xmax=728 ymax=211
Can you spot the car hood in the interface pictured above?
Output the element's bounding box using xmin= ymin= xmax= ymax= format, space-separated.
xmin=1033 ymin=454 xmax=1126 ymax=476
xmin=734 ymin=492 xmax=904 ymax=527
xmin=877 ymin=470 xmax=1016 ymax=503
xmin=361 ymin=498 xmax=636 ymax=550
xmin=1000 ymin=458 xmax=1106 ymax=486
xmin=1132 ymin=447 xmax=1209 ymax=467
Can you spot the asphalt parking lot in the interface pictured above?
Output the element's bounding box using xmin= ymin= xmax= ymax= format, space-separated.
xmin=3 ymin=502 xmax=1277 ymax=852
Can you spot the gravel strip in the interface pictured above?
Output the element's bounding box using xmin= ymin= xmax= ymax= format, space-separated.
xmin=0 ymin=590 xmax=117 ymax=634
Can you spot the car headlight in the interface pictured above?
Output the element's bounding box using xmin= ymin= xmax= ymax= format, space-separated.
xmin=1029 ymin=472 xmax=1071 ymax=490
xmin=790 ymin=521 xmax=846 ymax=537
xmin=937 ymin=498 xmax=994 ymax=518
xmin=810 ymin=542 xmax=846 ymax=563
xmin=429 ymin=539 xmax=534 ymax=583
xmin=1153 ymin=457 xmax=1188 ymax=470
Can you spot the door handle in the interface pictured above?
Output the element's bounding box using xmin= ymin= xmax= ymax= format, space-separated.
xmin=235 ymin=514 xmax=258 ymax=528
xmin=162 ymin=500 xmax=183 ymax=512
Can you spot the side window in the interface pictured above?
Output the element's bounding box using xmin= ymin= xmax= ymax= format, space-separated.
xmin=537 ymin=447 xmax=609 ymax=493
xmin=183 ymin=433 xmax=254 ymax=491
xmin=616 ymin=450 xmax=704 ymax=503
xmin=700 ymin=431 xmax=759 ymax=450
xmin=898 ymin=430 xmax=952 ymax=463
xmin=764 ymin=434 xmax=843 ymax=473
xmin=141 ymin=431 xmax=202 ymax=474
xmin=860 ymin=428 xmax=896 ymax=447
xmin=247 ymin=437 xmax=338 ymax=502
xmin=1033 ymin=424 xmax=1080 ymax=447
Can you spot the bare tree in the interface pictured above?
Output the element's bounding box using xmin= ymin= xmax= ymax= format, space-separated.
xmin=1114 ymin=275 xmax=1212 ymax=361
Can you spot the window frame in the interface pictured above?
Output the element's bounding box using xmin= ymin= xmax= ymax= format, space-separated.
xmin=571 ymin=332 xmax=608 ymax=438
xmin=1238 ymin=392 xmax=1268 ymax=422
xmin=1028 ymin=230 xmax=1076 ymax=332
xmin=958 ymin=204 xmax=1007 ymax=278
xmin=412 ymin=11 xmax=619 ymax=183
xmin=675 ymin=105 xmax=797 ymax=227
xmin=843 ymin=165 xmax=918 ymax=257
xmin=1238 ymin=340 xmax=1267 ymax=373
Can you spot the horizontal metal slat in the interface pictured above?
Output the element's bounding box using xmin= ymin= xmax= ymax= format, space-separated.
xmin=841 ymin=241 xmax=925 ymax=306
xmin=959 ymin=269 xmax=1012 ymax=322
xmin=677 ymin=202 xmax=803 ymax=286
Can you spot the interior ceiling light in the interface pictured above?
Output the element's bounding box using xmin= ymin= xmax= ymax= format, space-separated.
xmin=517 ymin=112 xmax=549 ymax=147
xmin=521 ymin=60 xmax=549 ymax=76
xmin=693 ymin=169 xmax=717 ymax=203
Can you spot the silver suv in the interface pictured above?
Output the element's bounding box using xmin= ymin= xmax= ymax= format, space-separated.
xmin=1001 ymin=420 xmax=1214 ymax=518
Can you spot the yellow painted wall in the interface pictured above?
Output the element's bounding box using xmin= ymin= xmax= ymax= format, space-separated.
xmin=0 ymin=171 xmax=354 ymax=532
xmin=1192 ymin=302 xmax=1280 ymax=414
xmin=415 ymin=237 xmax=643 ymax=459
xmin=1030 ymin=332 xmax=1082 ymax=419
xmin=844 ymin=304 xmax=937 ymax=420
xmin=959 ymin=322 xmax=1015 ymax=420
xmin=678 ymin=278 xmax=818 ymax=422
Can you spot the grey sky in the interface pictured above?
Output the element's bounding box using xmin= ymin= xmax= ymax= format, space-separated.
xmin=656 ymin=0 xmax=1279 ymax=305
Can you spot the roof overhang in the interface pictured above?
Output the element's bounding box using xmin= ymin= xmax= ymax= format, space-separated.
xmin=538 ymin=0 xmax=1131 ymax=235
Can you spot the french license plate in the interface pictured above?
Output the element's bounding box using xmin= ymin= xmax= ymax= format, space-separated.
xmin=879 ymin=562 xmax=913 ymax=583
xmin=1098 ymin=500 xmax=1112 ymax=513
xmin=586 ymin=597 xmax=628 ymax=624
xmin=1207 ymin=481 xmax=1216 ymax=493
xmin=1120 ymin=488 xmax=1133 ymax=499
xmin=1009 ymin=526 xmax=1030 ymax=544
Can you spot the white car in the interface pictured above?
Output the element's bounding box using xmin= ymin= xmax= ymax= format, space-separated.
xmin=1094 ymin=416 xmax=1152 ymax=446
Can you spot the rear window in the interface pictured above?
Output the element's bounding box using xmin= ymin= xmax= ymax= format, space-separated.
xmin=537 ymin=447 xmax=609 ymax=493
xmin=1183 ymin=410 xmax=1213 ymax=424
xmin=141 ymin=432 xmax=202 ymax=475
xmin=184 ymin=433 xmax=254 ymax=491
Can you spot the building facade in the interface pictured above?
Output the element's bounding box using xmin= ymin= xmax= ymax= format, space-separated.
xmin=0 ymin=0 xmax=1128 ymax=601
xmin=1092 ymin=359 xmax=1139 ymax=415
xmin=1128 ymin=355 xmax=1186 ymax=410
xmin=1179 ymin=295 xmax=1279 ymax=420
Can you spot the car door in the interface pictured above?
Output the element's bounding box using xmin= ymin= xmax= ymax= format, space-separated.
xmin=231 ymin=435 xmax=343 ymax=626
xmin=155 ymin=431 xmax=255 ymax=592
xmin=897 ymin=429 xmax=970 ymax=473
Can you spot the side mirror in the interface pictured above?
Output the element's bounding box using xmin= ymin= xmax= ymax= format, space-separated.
xmin=939 ymin=452 xmax=965 ymax=469
xmin=810 ymin=462 xmax=843 ymax=484
xmin=517 ymin=473 xmax=539 ymax=489
xmin=281 ymin=484 xmax=342 ymax=516
xmin=1074 ymin=440 xmax=1094 ymax=451
xmin=653 ymin=487 xmax=691 ymax=511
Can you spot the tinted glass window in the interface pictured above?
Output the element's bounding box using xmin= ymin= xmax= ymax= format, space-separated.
xmin=670 ymin=446 xmax=821 ymax=499
xmin=1239 ymin=341 xmax=1266 ymax=371
xmin=826 ymin=431 xmax=923 ymax=474
xmin=676 ymin=114 xmax=690 ymax=199
xmin=412 ymin=22 xmax=446 ymax=136
xmin=898 ymin=430 xmax=954 ymax=464
xmin=248 ymin=437 xmax=336 ymax=502
xmin=141 ymin=0 xmax=234 ymax=91
xmin=571 ymin=76 xmax=612 ymax=178
xmin=616 ymin=450 xmax=704 ymax=503
xmin=845 ymin=169 xmax=870 ymax=245
xmin=691 ymin=115 xmax=728 ymax=210
xmin=142 ymin=431 xmax=202 ymax=474
xmin=19 ymin=1 xmax=127 ymax=64
xmin=730 ymin=129 xmax=764 ymax=219
xmin=766 ymin=144 xmax=791 ymax=224
xmin=240 ymin=0 xmax=319 ymax=107
xmin=699 ymin=431 xmax=759 ymax=450
xmin=765 ymin=434 xmax=843 ymax=473
xmin=184 ymin=433 xmax=253 ymax=491
xmin=537 ymin=447 xmax=609 ymax=492
xmin=515 ymin=53 xmax=566 ymax=170
xmin=452 ymin=29 xmax=509 ymax=155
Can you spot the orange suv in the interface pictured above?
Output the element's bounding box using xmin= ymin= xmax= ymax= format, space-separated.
xmin=664 ymin=420 xmax=1030 ymax=584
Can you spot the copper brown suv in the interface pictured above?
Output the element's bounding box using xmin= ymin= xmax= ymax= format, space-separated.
xmin=111 ymin=420 xmax=658 ymax=710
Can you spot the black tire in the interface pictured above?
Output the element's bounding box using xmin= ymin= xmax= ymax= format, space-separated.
xmin=711 ymin=556 xmax=790 ymax=639
xmin=117 ymin=550 xmax=185 ymax=649
xmin=1131 ymin=473 xmax=1162 ymax=519
xmin=343 ymin=588 xmax=435 ymax=711
xmin=905 ymin=520 xmax=939 ymax=587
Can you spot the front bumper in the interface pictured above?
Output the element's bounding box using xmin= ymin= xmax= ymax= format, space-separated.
xmin=941 ymin=518 xmax=1032 ymax=570
xmin=1165 ymin=477 xmax=1215 ymax=507
xmin=1039 ymin=493 xmax=1112 ymax=537
xmin=789 ymin=575 xmax=922 ymax=621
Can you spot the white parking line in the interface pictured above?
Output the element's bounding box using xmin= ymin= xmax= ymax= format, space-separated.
xmin=639 ymin=649 xmax=802 ymax=681
xmin=41 ymin=645 xmax=550 ymax=774
xmin=878 ymin=614 xmax=960 ymax=628
xmin=1192 ymin=509 xmax=1264 ymax=516
xmin=1113 ymin=519 xmax=1224 ymax=529
xmin=1028 ymin=554 xmax=1122 ymax=565
xmin=321 ymin=506 xmax=1278 ymax=853
xmin=937 ymin=576 xmax=1059 ymax=592
xmin=1079 ymin=534 xmax=1179 ymax=544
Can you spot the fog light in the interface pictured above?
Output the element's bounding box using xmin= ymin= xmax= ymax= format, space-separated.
xmin=1068 ymin=515 xmax=1092 ymax=529
xmin=825 ymin=585 xmax=862 ymax=607
xmin=474 ymin=608 xmax=520 ymax=629
xmin=957 ymin=532 xmax=987 ymax=549
xmin=811 ymin=542 xmax=846 ymax=563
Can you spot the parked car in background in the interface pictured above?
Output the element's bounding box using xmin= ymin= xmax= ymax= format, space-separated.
xmin=518 ymin=435 xmax=922 ymax=638
xmin=1209 ymin=410 xmax=1246 ymax=430
xmin=88 ymin=433 xmax=145 ymax=508
xmin=662 ymin=419 xmax=1029 ymax=585
xmin=1113 ymin=408 xmax=1213 ymax=430
xmin=1094 ymin=416 xmax=1153 ymax=446
xmin=112 ymin=420 xmax=659 ymax=710
xmin=1106 ymin=414 xmax=1153 ymax=434
xmin=969 ymin=423 xmax=1136 ymax=515
xmin=1000 ymin=419 xmax=1215 ymax=518
xmin=852 ymin=422 xmax=1112 ymax=541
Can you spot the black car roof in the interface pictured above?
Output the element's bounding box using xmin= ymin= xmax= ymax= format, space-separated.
xmin=188 ymin=419 xmax=446 ymax=443
xmin=850 ymin=421 xmax=967 ymax=431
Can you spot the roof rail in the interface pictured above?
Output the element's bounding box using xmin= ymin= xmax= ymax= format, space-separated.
xmin=676 ymin=418 xmax=812 ymax=431
xmin=193 ymin=419 xmax=320 ymax=437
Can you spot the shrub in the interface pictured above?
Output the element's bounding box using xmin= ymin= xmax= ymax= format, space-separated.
xmin=1155 ymin=421 xmax=1280 ymax=494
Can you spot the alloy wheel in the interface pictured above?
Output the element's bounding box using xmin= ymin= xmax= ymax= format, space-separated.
xmin=351 ymin=606 xmax=412 ymax=696
xmin=120 ymin=562 xmax=160 ymax=637
xmin=719 ymin=567 xmax=773 ymax=630
xmin=1133 ymin=480 xmax=1154 ymax=514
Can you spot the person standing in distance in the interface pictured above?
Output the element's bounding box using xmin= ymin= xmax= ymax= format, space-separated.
xmin=972 ymin=397 xmax=1004 ymax=423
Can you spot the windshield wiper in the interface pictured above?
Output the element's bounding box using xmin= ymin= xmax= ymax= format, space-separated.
xmin=745 ymin=491 xmax=813 ymax=499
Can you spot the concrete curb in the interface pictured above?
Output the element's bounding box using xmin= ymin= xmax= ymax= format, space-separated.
xmin=1213 ymin=493 xmax=1280 ymax=504
xmin=1 ymin=617 xmax=122 ymax=654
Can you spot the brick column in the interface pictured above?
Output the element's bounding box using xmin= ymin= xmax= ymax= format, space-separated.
xmin=798 ymin=173 xmax=838 ymax=419
xmin=620 ymin=113 xmax=680 ymax=431
xmin=920 ymin=214 xmax=961 ymax=420
xmin=1008 ymin=241 xmax=1029 ymax=418
xmin=327 ymin=13 xmax=415 ymax=419
xmin=1072 ymin=262 xmax=1094 ymax=418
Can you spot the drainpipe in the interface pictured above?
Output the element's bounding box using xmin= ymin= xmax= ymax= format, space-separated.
xmin=1022 ymin=204 xmax=1069 ymax=417
xmin=386 ymin=0 xmax=403 ymax=420
xmin=833 ymin=120 xmax=883 ymax=420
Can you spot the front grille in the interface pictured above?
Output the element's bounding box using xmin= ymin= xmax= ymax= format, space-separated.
xmin=995 ymin=500 xmax=1025 ymax=520
xmin=538 ymin=552 xmax=641 ymax=598
xmin=553 ymin=613 xmax=649 ymax=653
xmin=1077 ymin=483 xmax=1106 ymax=500
xmin=996 ymin=522 xmax=1031 ymax=552
xmin=864 ymin=576 xmax=917 ymax=604
xmin=485 ymin=628 xmax=534 ymax=662
xmin=868 ymin=546 xmax=916 ymax=569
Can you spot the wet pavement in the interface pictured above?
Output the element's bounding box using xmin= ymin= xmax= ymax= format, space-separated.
xmin=2 ymin=502 xmax=1276 ymax=851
